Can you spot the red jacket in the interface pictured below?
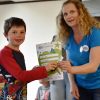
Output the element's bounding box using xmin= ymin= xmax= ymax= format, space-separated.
xmin=0 ymin=46 xmax=48 ymax=83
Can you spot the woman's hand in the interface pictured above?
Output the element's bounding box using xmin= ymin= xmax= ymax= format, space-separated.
xmin=58 ymin=60 xmax=73 ymax=73
xmin=45 ymin=61 xmax=57 ymax=72
xmin=70 ymin=82 xmax=80 ymax=100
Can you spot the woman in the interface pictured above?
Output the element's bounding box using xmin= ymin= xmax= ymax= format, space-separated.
xmin=57 ymin=0 xmax=100 ymax=100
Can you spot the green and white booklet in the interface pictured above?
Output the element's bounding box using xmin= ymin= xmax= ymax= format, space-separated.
xmin=36 ymin=41 xmax=63 ymax=81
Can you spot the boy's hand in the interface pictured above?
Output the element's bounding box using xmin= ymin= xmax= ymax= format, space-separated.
xmin=45 ymin=61 xmax=57 ymax=72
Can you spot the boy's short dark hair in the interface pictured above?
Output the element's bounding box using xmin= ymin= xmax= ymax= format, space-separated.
xmin=4 ymin=17 xmax=26 ymax=35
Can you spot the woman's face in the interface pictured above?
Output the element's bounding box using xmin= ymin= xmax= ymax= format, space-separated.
xmin=62 ymin=3 xmax=79 ymax=28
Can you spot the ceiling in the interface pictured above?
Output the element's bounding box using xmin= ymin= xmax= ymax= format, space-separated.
xmin=0 ymin=0 xmax=92 ymax=5
xmin=0 ymin=0 xmax=61 ymax=5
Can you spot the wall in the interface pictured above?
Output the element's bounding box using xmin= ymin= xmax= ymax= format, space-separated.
xmin=83 ymin=0 xmax=100 ymax=16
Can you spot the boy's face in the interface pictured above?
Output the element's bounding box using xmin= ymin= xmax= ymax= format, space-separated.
xmin=5 ymin=26 xmax=26 ymax=48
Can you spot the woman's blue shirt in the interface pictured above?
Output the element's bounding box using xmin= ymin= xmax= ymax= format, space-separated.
xmin=65 ymin=27 xmax=100 ymax=89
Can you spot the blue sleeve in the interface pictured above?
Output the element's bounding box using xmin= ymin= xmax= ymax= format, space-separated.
xmin=89 ymin=27 xmax=100 ymax=48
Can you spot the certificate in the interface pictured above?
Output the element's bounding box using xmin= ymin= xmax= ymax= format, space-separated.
xmin=36 ymin=42 xmax=63 ymax=81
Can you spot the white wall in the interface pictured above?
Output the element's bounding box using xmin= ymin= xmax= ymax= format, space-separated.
xmin=83 ymin=0 xmax=100 ymax=16
xmin=0 ymin=1 xmax=64 ymax=100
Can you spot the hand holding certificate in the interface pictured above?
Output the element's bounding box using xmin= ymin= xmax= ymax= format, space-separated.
xmin=36 ymin=42 xmax=63 ymax=81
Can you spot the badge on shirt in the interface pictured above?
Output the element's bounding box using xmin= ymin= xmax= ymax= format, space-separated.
xmin=80 ymin=45 xmax=89 ymax=52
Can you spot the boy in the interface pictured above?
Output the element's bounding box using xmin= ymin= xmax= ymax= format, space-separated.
xmin=0 ymin=17 xmax=57 ymax=100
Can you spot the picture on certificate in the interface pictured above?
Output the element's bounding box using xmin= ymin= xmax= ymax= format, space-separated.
xmin=36 ymin=41 xmax=63 ymax=81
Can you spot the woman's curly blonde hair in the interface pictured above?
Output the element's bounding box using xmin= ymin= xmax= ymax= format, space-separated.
xmin=56 ymin=0 xmax=100 ymax=44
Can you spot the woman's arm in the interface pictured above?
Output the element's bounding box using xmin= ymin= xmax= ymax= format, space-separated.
xmin=68 ymin=73 xmax=80 ymax=100
xmin=59 ymin=46 xmax=100 ymax=74
xmin=70 ymin=46 xmax=100 ymax=74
